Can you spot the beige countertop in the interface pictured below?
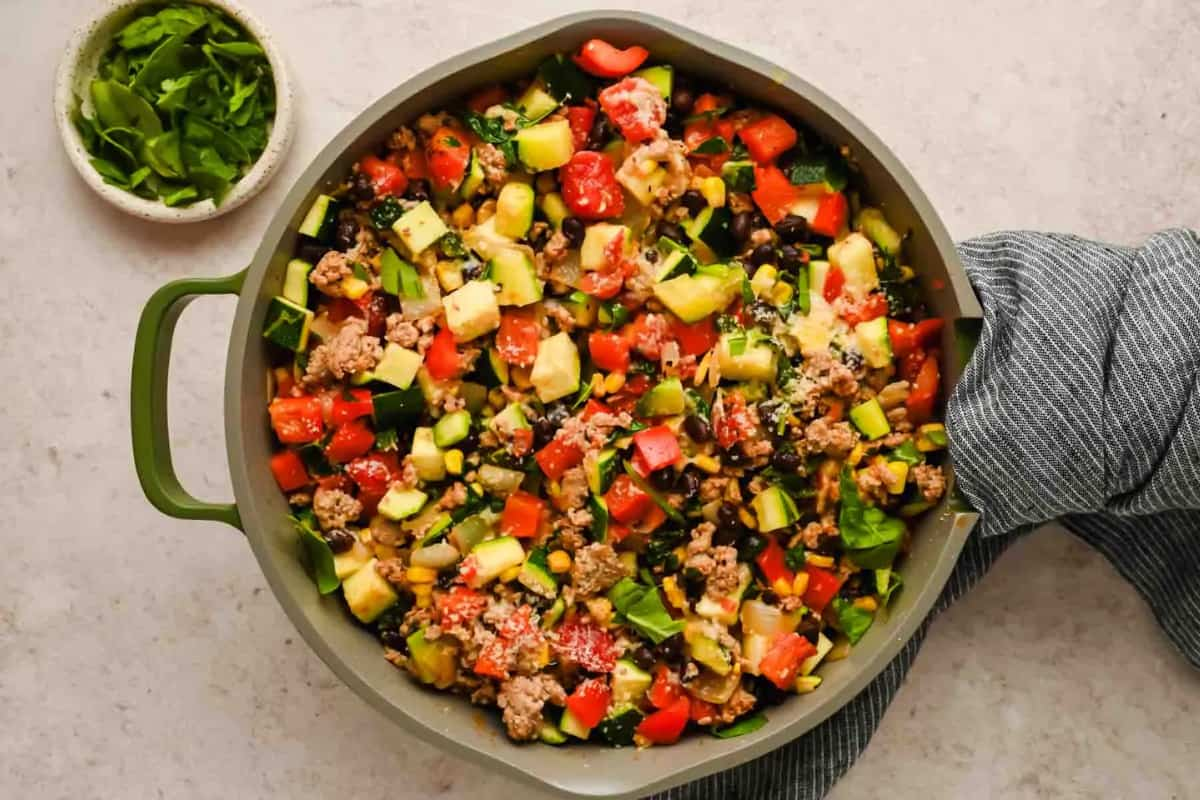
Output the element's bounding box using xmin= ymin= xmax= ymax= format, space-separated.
xmin=2 ymin=1 xmax=1197 ymax=798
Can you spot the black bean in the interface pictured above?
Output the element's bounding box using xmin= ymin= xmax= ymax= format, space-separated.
xmin=677 ymin=467 xmax=701 ymax=501
xmin=752 ymin=675 xmax=790 ymax=707
xmin=545 ymin=403 xmax=570 ymax=427
xmin=779 ymin=244 xmax=805 ymax=271
xmin=533 ymin=417 xmax=556 ymax=449
xmin=794 ymin=616 xmax=821 ymax=644
xmin=323 ymin=528 xmax=356 ymax=554
xmin=650 ymin=468 xmax=675 ymax=491
xmin=683 ymin=414 xmax=711 ymax=442
xmin=771 ymin=448 xmax=803 ymax=472
xmin=457 ymin=430 xmax=480 ymax=453
xmin=760 ymin=589 xmax=780 ymax=606
xmin=737 ymin=533 xmax=767 ymax=562
xmin=683 ymin=567 xmax=706 ymax=600
xmin=296 ymin=238 xmax=331 ymax=264
xmin=775 ymin=213 xmax=809 ymax=243
xmin=561 ymin=216 xmax=586 ymax=248
xmin=351 ymin=171 xmax=375 ymax=202
xmin=631 ymin=645 xmax=657 ymax=672
xmin=587 ymin=113 xmax=611 ymax=149
xmin=658 ymin=221 xmax=687 ymax=244
xmin=841 ymin=575 xmax=868 ymax=598
xmin=750 ymin=212 xmax=769 ymax=230
xmin=749 ymin=242 xmax=776 ymax=267
xmin=404 ymin=179 xmax=431 ymax=202
xmin=671 ymin=86 xmax=695 ymax=115
xmin=748 ymin=300 xmax=778 ymax=328
xmin=680 ymin=189 xmax=707 ymax=216
xmin=334 ymin=216 xmax=359 ymax=251
xmin=730 ymin=210 xmax=753 ymax=244
xmin=713 ymin=525 xmax=744 ymax=547
xmin=436 ymin=571 xmax=457 ymax=590
xmin=655 ymin=634 xmax=685 ymax=664
xmin=644 ymin=248 xmax=659 ymax=263
xmin=379 ymin=629 xmax=409 ymax=653
xmin=717 ymin=502 xmax=740 ymax=528
xmin=461 ymin=258 xmax=484 ymax=282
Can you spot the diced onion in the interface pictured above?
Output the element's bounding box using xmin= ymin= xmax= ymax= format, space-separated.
xmin=410 ymin=542 xmax=460 ymax=569
xmin=740 ymin=599 xmax=786 ymax=637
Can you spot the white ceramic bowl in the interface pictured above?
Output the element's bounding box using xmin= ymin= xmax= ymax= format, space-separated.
xmin=54 ymin=0 xmax=295 ymax=223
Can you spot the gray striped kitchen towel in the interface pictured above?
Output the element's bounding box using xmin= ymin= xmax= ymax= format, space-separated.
xmin=658 ymin=229 xmax=1200 ymax=800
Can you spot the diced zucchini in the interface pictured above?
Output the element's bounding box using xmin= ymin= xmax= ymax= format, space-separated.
xmin=332 ymin=539 xmax=372 ymax=580
xmin=354 ymin=342 xmax=422 ymax=389
xmin=538 ymin=192 xmax=570 ymax=230
xmin=515 ymin=119 xmax=574 ymax=171
xmin=916 ymin=423 xmax=948 ymax=452
xmin=652 ymin=265 xmax=745 ymax=323
xmin=488 ymin=248 xmax=543 ymax=306
xmin=298 ymin=194 xmax=338 ymax=242
xmin=794 ymin=675 xmax=823 ymax=693
xmin=518 ymin=556 xmax=558 ymax=599
xmin=616 ymin=159 xmax=667 ymax=206
xmin=595 ymin=706 xmax=643 ymax=747
xmin=799 ymin=632 xmax=834 ymax=676
xmin=561 ymin=292 xmax=598 ymax=327
xmin=494 ymin=182 xmax=536 ymax=239
xmin=407 ymin=628 xmax=457 ymax=688
xmin=694 ymin=564 xmax=752 ymax=625
xmin=372 ymin=386 xmax=424 ymax=429
xmin=410 ymin=427 xmax=445 ymax=481
xmin=586 ymin=448 xmax=619 ymax=495
xmin=283 ymin=259 xmax=312 ymax=307
xmin=855 ymin=317 xmax=892 ymax=369
xmin=262 ymin=296 xmax=313 ymax=352
xmin=433 ymin=409 xmax=472 ymax=447
xmin=539 ymin=720 xmax=568 ymax=745
xmin=631 ymin=64 xmax=673 ymax=98
xmin=581 ymin=223 xmax=631 ymax=270
xmin=392 ymin=201 xmax=449 ymax=257
xmin=686 ymin=630 xmax=732 ymax=676
xmin=716 ymin=332 xmax=778 ymax=382
xmin=515 ymin=83 xmax=560 ymax=122
xmin=466 ymin=536 xmax=526 ymax=587
xmin=530 ymin=331 xmax=580 ymax=403
xmin=654 ymin=247 xmax=698 ymax=282
xmin=828 ymin=232 xmax=880 ymax=300
xmin=460 ymin=148 xmax=487 ymax=199
xmin=341 ymin=558 xmax=398 ymax=623
xmin=442 ymin=280 xmax=501 ymax=341
xmin=589 ymin=495 xmax=609 ymax=542
xmin=478 ymin=463 xmax=526 ymax=496
xmin=378 ymin=487 xmax=428 ymax=521
xmin=721 ymin=160 xmax=756 ymax=193
xmin=750 ymin=485 xmax=800 ymax=532
xmin=611 ymin=659 xmax=653 ymax=705
xmin=635 ymin=376 xmax=685 ymax=416
xmin=469 ymin=347 xmax=510 ymax=387
xmin=685 ymin=206 xmax=737 ymax=258
xmin=542 ymin=596 xmax=566 ymax=629
xmin=559 ymin=707 xmax=592 ymax=740
xmin=856 ymin=207 xmax=903 ymax=256
xmin=849 ymin=397 xmax=891 ymax=440
xmin=489 ymin=402 xmax=530 ymax=435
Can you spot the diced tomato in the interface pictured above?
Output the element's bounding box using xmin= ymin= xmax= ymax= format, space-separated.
xmin=751 ymin=164 xmax=805 ymax=224
xmin=598 ymin=77 xmax=666 ymax=143
xmin=802 ymin=565 xmax=843 ymax=614
xmin=621 ymin=312 xmax=672 ymax=361
xmin=648 ymin=664 xmax=685 ymax=709
xmin=466 ymin=84 xmax=508 ymax=114
xmin=669 ymin=316 xmax=718 ymax=357
xmin=269 ymin=450 xmax=309 ymax=492
xmin=632 ymin=425 xmax=682 ymax=471
xmin=581 ymin=398 xmax=612 ymax=420
xmin=841 ymin=294 xmax=890 ymax=327
xmin=636 ymin=696 xmax=690 ymax=745
xmin=692 ymin=93 xmax=730 ymax=115
xmin=605 ymin=373 xmax=651 ymax=415
xmin=712 ymin=391 xmax=755 ymax=450
xmin=737 ymin=114 xmax=798 ymax=164
xmin=399 ymin=148 xmax=428 ymax=180
xmin=495 ymin=308 xmax=541 ymax=367
xmin=573 ymin=38 xmax=649 ymax=77
xmin=511 ymin=427 xmax=534 ymax=457
xmin=436 ymin=586 xmax=488 ymax=626
xmin=268 ymin=396 xmax=324 ymax=444
xmin=906 ymin=354 xmax=941 ymax=424
xmin=888 ymin=318 xmax=945 ymax=359
xmin=689 ymin=699 xmax=719 ymax=723
xmin=629 ymin=502 xmax=668 ymax=535
xmin=358 ymin=154 xmax=408 ymax=197
xmin=494 ymin=604 xmax=538 ymax=641
xmin=759 ymin=632 xmax=818 ymax=691
xmin=554 ymin=619 xmax=617 ymax=673
xmin=823 ymin=265 xmax=846 ymax=304
xmin=326 ymin=297 xmax=362 ymax=324
xmin=325 ymin=419 xmax=375 ymax=464
xmin=755 ymin=535 xmax=795 ymax=587
xmin=473 ymin=638 xmax=510 ymax=679
xmin=560 ymin=150 xmax=625 ymax=220
xmin=424 ymin=327 xmax=463 ymax=380
xmin=607 ymin=522 xmax=633 ymax=542
xmin=500 ymin=490 xmax=545 ymax=539
xmin=353 ymin=292 xmax=389 ymax=339
xmin=534 ymin=438 xmax=585 ymax=482
xmin=579 ymin=266 xmax=625 ymax=300
xmin=810 ymin=191 xmax=848 ymax=237
xmin=629 ymin=448 xmax=653 ymax=478
xmin=588 ymin=330 xmax=631 ymax=373
xmin=566 ymin=678 xmax=613 ymax=728
xmin=683 ymin=114 xmax=738 ymax=166
xmin=565 ymin=104 xmax=597 ymax=151
xmin=899 ymin=347 xmax=927 ymax=383
xmin=329 ymin=388 xmax=374 ymax=425
xmin=425 ymin=126 xmax=471 ymax=193
xmin=604 ymin=474 xmax=653 ymax=524
xmin=344 ymin=451 xmax=400 ymax=497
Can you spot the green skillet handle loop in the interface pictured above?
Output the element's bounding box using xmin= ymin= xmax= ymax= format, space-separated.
xmin=131 ymin=271 xmax=247 ymax=530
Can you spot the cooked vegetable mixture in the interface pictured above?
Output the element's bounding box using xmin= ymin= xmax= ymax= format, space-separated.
xmin=263 ymin=38 xmax=949 ymax=747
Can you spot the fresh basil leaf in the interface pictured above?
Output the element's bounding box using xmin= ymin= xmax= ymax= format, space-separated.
xmin=712 ymin=713 xmax=767 ymax=739
xmin=228 ymin=75 xmax=258 ymax=114
xmin=831 ymin=597 xmax=875 ymax=644
xmin=90 ymin=79 xmax=163 ymax=137
xmin=375 ymin=428 xmax=400 ymax=451
xmin=206 ymin=39 xmax=264 ymax=58
xmin=536 ymin=54 xmax=595 ymax=103
xmin=162 ymin=185 xmax=200 ymax=206
xmin=116 ymin=16 xmax=167 ymax=50
xmin=730 ymin=141 xmax=749 ymax=161
xmin=157 ymin=6 xmax=210 ymax=35
xmin=89 ymin=157 xmax=130 ymax=186
xmin=889 ymin=440 xmax=924 ymax=466
xmin=398 ymin=258 xmax=425 ymax=299
xmin=693 ymin=135 xmax=729 ymax=155
xmin=156 ymin=71 xmax=206 ymax=111
xmin=143 ymin=130 xmax=185 ymax=178
xmin=292 ymin=511 xmax=342 ymax=595
xmin=607 ymin=578 xmax=685 ymax=644
xmin=131 ymin=35 xmax=193 ymax=98
xmin=128 ymin=165 xmax=152 ymax=188
xmin=838 ymin=467 xmax=906 ymax=568
xmin=785 ymin=153 xmax=848 ymax=191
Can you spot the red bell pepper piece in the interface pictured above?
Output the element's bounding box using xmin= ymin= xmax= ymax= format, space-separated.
xmin=607 ymin=522 xmax=633 ymax=542
xmin=579 ymin=266 xmax=626 ymax=300
xmin=632 ymin=425 xmax=682 ymax=471
xmin=566 ymin=678 xmax=613 ymax=729
xmin=560 ymin=150 xmax=624 ymax=221
xmin=554 ymin=619 xmax=617 ymax=673
xmin=269 ymin=450 xmax=309 ymax=492
xmin=906 ymin=354 xmax=941 ymax=424
xmin=325 ymin=419 xmax=375 ymax=464
xmin=344 ymin=451 xmax=400 ymax=515
xmin=598 ymin=77 xmax=666 ymax=143
xmin=329 ymin=388 xmax=374 ymax=425
xmin=802 ymin=565 xmax=843 ymax=614
xmin=629 ymin=503 xmax=668 ymax=535
xmin=823 ymin=265 xmax=846 ymax=304
xmin=581 ymin=398 xmax=612 ymax=420
xmin=268 ymin=396 xmax=324 ymax=444
xmin=358 ymin=154 xmax=408 ymax=197
xmin=669 ymin=316 xmax=718 ymax=357
xmin=425 ymin=126 xmax=471 ymax=193
xmin=588 ymin=330 xmax=631 ymax=373
xmin=712 ymin=391 xmax=755 ymax=450
xmin=755 ymin=535 xmax=795 ymax=587
xmin=466 ymin=84 xmax=508 ymax=114
xmin=510 ymin=427 xmax=534 ymax=457
xmin=648 ymin=664 xmax=685 ymax=709
xmin=689 ymin=699 xmax=719 ymax=723
xmin=604 ymin=474 xmax=653 ymax=524
xmin=534 ymin=438 xmax=585 ymax=482
xmin=692 ymin=93 xmax=730 ymax=115
xmin=888 ymin=318 xmax=945 ymax=359
xmin=759 ymin=632 xmax=818 ymax=690
xmin=840 ymin=294 xmax=890 ymax=327
xmin=565 ymin=105 xmax=597 ymax=151
xmin=399 ymin=147 xmax=428 ymax=180
xmin=500 ymin=490 xmax=545 ymax=539
xmin=737 ymin=114 xmax=798 ymax=164
xmin=473 ymin=638 xmax=510 ymax=679
xmin=435 ymin=586 xmax=488 ymax=626
xmin=573 ymin=38 xmax=650 ymax=77
xmin=810 ymin=191 xmax=848 ymax=237
xmin=751 ymin=164 xmax=805 ymax=224
xmin=495 ymin=308 xmax=541 ymax=366
xmin=636 ymin=696 xmax=690 ymax=745
xmin=424 ymin=327 xmax=463 ymax=380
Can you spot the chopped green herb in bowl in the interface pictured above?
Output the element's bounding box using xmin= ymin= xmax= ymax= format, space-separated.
xmin=55 ymin=0 xmax=294 ymax=222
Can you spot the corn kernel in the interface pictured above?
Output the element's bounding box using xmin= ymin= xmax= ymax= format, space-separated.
xmin=885 ymin=461 xmax=909 ymax=494
xmin=694 ymin=352 xmax=711 ymax=385
xmin=586 ymin=597 xmax=613 ymax=626
xmin=899 ymin=265 xmax=916 ymax=281
xmin=770 ymin=281 xmax=794 ymax=307
xmin=470 ymin=482 xmax=484 ymax=496
xmin=792 ymin=571 xmax=810 ymax=597
xmin=499 ymin=565 xmax=522 ymax=583
xmin=589 ymin=371 xmax=606 ymax=397
xmin=535 ymin=640 xmax=551 ymax=667
xmin=451 ymin=203 xmax=475 ymax=229
xmin=854 ymin=596 xmax=879 ymax=613
xmin=846 ymin=443 xmax=866 ymax=467
xmin=415 ymin=593 xmax=433 ymax=609
xmin=672 ymin=545 xmax=689 ymax=564
xmin=340 ymin=275 xmax=371 ymax=300
xmin=700 ymin=176 xmax=726 ymax=208
xmin=750 ymin=265 xmax=778 ymax=297
xmin=406 ymin=566 xmax=438 ymax=584
xmin=771 ymin=577 xmax=794 ymax=597
xmin=547 ymin=550 xmax=572 ymax=574
xmin=435 ymin=260 xmax=464 ymax=293
xmin=691 ymin=454 xmax=721 ymax=474
xmin=662 ymin=576 xmax=689 ymax=610
xmin=411 ymin=582 xmax=434 ymax=596
xmin=806 ymin=553 xmax=836 ymax=570
xmin=443 ymin=449 xmax=464 ymax=475
xmin=603 ymin=372 xmax=626 ymax=394
xmin=738 ymin=508 xmax=758 ymax=530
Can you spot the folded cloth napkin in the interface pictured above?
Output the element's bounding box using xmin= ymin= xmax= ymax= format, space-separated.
xmin=658 ymin=230 xmax=1200 ymax=800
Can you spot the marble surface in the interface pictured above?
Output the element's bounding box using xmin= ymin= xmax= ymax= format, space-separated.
xmin=2 ymin=1 xmax=1197 ymax=798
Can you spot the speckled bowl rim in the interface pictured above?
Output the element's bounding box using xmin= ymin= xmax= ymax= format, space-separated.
xmin=53 ymin=0 xmax=295 ymax=223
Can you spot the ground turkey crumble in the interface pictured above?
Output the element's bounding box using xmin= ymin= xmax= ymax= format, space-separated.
xmin=475 ymin=142 xmax=509 ymax=187
xmin=304 ymin=318 xmax=382 ymax=386
xmin=552 ymin=466 xmax=589 ymax=513
xmin=803 ymin=352 xmax=861 ymax=399
xmin=559 ymin=411 xmax=633 ymax=451
xmin=496 ymin=674 xmax=566 ymax=741
xmin=571 ymin=543 xmax=627 ymax=595
xmin=311 ymin=487 xmax=361 ymax=531
xmin=309 ymin=250 xmax=353 ymax=297
xmin=803 ymin=418 xmax=858 ymax=458
xmin=913 ymin=464 xmax=947 ymax=503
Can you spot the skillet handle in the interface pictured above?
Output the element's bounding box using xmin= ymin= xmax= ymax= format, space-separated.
xmin=131 ymin=271 xmax=246 ymax=530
